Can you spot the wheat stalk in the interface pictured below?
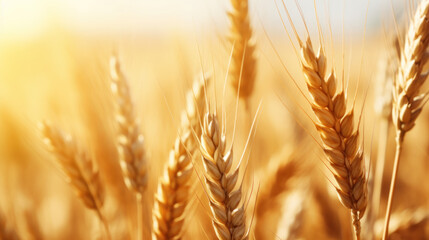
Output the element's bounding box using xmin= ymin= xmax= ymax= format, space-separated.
xmin=383 ymin=1 xmax=429 ymax=238
xmin=200 ymin=112 xmax=247 ymax=240
xmin=40 ymin=122 xmax=111 ymax=239
xmin=298 ymin=37 xmax=367 ymax=240
xmin=152 ymin=76 xmax=207 ymax=239
xmin=228 ymin=0 xmax=257 ymax=104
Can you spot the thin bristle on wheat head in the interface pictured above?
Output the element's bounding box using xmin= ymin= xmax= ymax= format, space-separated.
xmin=181 ymin=74 xmax=209 ymax=147
xmin=299 ymin=37 xmax=367 ymax=240
xmin=228 ymin=0 xmax=257 ymax=101
xmin=110 ymin=56 xmax=148 ymax=194
xmin=375 ymin=34 xmax=400 ymax=120
xmin=392 ymin=0 xmax=429 ymax=140
xmin=40 ymin=122 xmax=105 ymax=212
xmin=200 ymin=112 xmax=247 ymax=240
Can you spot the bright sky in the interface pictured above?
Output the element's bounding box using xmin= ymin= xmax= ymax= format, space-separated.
xmin=0 ymin=0 xmax=406 ymax=40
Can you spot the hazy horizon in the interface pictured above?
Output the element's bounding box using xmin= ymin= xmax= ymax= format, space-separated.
xmin=0 ymin=0 xmax=407 ymax=40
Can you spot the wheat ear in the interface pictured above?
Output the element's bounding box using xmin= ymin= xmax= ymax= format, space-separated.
xmin=255 ymin=150 xmax=298 ymax=240
xmin=298 ymin=37 xmax=367 ymax=240
xmin=383 ymin=1 xmax=429 ymax=238
xmin=256 ymin=158 xmax=298 ymax=213
xmin=228 ymin=0 xmax=257 ymax=104
xmin=152 ymin=76 xmax=207 ymax=239
xmin=110 ymin=56 xmax=147 ymax=240
xmin=40 ymin=122 xmax=111 ymax=239
xmin=200 ymin=112 xmax=247 ymax=240
xmin=111 ymin=56 xmax=148 ymax=194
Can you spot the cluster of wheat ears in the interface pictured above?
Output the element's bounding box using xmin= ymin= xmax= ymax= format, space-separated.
xmin=2 ymin=0 xmax=429 ymax=239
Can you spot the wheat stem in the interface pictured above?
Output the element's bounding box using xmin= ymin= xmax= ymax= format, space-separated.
xmin=382 ymin=132 xmax=404 ymax=240
xmin=137 ymin=193 xmax=143 ymax=240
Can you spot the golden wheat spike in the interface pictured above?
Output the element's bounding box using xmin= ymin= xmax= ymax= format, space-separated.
xmin=152 ymin=132 xmax=193 ymax=240
xmin=40 ymin=121 xmax=111 ymax=239
xmin=110 ymin=56 xmax=147 ymax=240
xmin=298 ymin=37 xmax=367 ymax=240
xmin=110 ymin=56 xmax=148 ymax=195
xmin=200 ymin=112 xmax=247 ymax=240
xmin=228 ymin=0 xmax=257 ymax=104
xmin=383 ymin=1 xmax=429 ymax=239
xmin=152 ymin=75 xmax=207 ymax=240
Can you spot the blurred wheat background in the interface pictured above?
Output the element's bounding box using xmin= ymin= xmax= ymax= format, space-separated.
xmin=1 ymin=0 xmax=429 ymax=239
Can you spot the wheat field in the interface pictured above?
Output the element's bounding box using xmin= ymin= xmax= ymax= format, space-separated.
xmin=0 ymin=0 xmax=429 ymax=239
